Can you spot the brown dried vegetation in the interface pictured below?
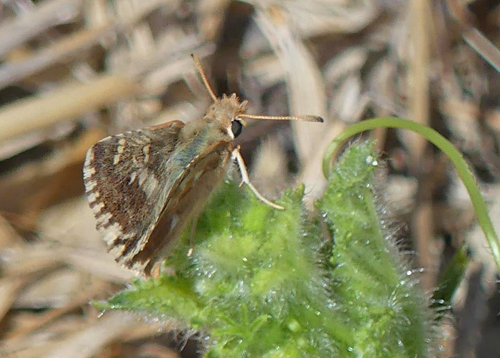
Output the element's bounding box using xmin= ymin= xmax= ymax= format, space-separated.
xmin=0 ymin=0 xmax=499 ymax=357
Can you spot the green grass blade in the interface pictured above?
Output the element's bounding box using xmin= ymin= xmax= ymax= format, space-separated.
xmin=322 ymin=117 xmax=500 ymax=274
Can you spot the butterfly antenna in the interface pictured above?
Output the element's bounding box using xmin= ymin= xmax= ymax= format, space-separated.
xmin=237 ymin=113 xmax=324 ymax=123
xmin=191 ymin=54 xmax=218 ymax=102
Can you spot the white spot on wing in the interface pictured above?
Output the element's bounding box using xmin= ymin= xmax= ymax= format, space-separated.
xmin=143 ymin=144 xmax=151 ymax=163
xmin=97 ymin=212 xmax=113 ymax=226
xmin=87 ymin=191 xmax=100 ymax=203
xmin=140 ymin=171 xmax=160 ymax=196
xmin=85 ymin=148 xmax=94 ymax=163
xmin=84 ymin=165 xmax=96 ymax=177
xmin=91 ymin=202 xmax=105 ymax=213
xmin=138 ymin=171 xmax=148 ymax=186
xmin=114 ymin=139 xmax=127 ymax=164
xmin=85 ymin=179 xmax=97 ymax=191
xmin=129 ymin=172 xmax=137 ymax=184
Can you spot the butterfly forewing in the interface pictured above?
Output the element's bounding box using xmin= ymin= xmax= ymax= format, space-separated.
xmin=83 ymin=121 xmax=185 ymax=265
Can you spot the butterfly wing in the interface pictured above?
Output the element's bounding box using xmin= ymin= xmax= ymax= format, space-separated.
xmin=84 ymin=120 xmax=234 ymax=275
xmin=125 ymin=140 xmax=233 ymax=275
xmin=83 ymin=121 xmax=185 ymax=266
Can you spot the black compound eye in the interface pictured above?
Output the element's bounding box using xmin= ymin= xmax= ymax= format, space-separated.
xmin=231 ymin=120 xmax=243 ymax=138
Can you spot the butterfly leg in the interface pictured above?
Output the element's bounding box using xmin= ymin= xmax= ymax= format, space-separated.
xmin=232 ymin=146 xmax=284 ymax=210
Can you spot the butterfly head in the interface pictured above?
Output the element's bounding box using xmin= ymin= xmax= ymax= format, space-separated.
xmin=192 ymin=55 xmax=323 ymax=140
xmin=207 ymin=93 xmax=248 ymax=139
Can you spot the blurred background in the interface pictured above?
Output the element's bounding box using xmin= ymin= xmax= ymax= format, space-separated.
xmin=0 ymin=0 xmax=499 ymax=357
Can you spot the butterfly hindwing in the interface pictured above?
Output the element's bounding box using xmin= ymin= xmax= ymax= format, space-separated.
xmin=126 ymin=140 xmax=234 ymax=274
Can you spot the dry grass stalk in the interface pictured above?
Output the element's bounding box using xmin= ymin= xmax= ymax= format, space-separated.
xmin=0 ymin=75 xmax=139 ymax=142
xmin=0 ymin=0 xmax=498 ymax=356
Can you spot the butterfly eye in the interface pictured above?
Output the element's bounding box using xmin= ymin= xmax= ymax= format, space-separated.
xmin=231 ymin=120 xmax=243 ymax=138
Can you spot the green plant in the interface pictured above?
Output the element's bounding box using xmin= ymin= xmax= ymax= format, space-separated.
xmin=97 ymin=138 xmax=439 ymax=357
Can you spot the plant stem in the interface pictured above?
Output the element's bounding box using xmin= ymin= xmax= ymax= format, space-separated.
xmin=322 ymin=117 xmax=500 ymax=274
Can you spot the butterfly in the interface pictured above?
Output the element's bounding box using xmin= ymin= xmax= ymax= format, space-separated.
xmin=83 ymin=55 xmax=323 ymax=276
